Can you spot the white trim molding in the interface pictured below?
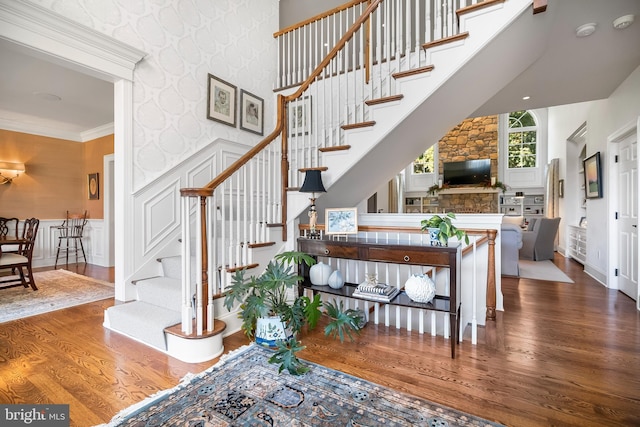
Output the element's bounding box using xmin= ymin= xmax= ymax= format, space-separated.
xmin=0 ymin=0 xmax=146 ymax=81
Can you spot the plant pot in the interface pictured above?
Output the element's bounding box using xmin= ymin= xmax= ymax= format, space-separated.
xmin=255 ymin=316 xmax=293 ymax=348
xmin=427 ymin=227 xmax=448 ymax=246
xmin=404 ymin=274 xmax=436 ymax=303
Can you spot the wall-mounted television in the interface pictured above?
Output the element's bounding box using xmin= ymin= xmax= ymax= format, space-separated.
xmin=443 ymin=159 xmax=491 ymax=186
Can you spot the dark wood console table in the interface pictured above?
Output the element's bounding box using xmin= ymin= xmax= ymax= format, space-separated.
xmin=297 ymin=237 xmax=461 ymax=358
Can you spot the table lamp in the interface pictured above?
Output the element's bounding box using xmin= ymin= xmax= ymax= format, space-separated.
xmin=299 ymin=169 xmax=326 ymax=237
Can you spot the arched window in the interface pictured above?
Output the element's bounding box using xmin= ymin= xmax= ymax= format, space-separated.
xmin=507 ymin=110 xmax=537 ymax=168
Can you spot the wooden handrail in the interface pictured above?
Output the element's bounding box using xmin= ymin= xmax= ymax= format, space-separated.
xmin=274 ymin=0 xmax=369 ymax=38
xmin=532 ymin=0 xmax=548 ymax=14
xmin=193 ymin=0 xmax=384 ymax=243
xmin=283 ymin=0 xmax=383 ymax=103
xmin=203 ymin=95 xmax=286 ymax=190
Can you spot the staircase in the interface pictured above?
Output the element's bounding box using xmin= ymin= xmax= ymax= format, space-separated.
xmin=105 ymin=0 xmax=545 ymax=362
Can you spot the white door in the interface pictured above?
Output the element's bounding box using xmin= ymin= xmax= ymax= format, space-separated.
xmin=617 ymin=135 xmax=638 ymax=300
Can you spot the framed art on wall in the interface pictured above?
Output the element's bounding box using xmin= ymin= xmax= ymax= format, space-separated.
xmin=239 ymin=90 xmax=264 ymax=135
xmin=325 ymin=207 xmax=358 ymax=235
xmin=583 ymin=152 xmax=602 ymax=199
xmin=88 ymin=173 xmax=99 ymax=200
xmin=289 ymin=96 xmax=312 ymax=136
xmin=207 ymin=73 xmax=237 ymax=127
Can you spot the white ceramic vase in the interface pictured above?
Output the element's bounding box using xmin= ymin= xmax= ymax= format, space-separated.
xmin=404 ymin=274 xmax=436 ymax=303
xmin=309 ymin=262 xmax=332 ymax=285
xmin=327 ymin=270 xmax=344 ymax=289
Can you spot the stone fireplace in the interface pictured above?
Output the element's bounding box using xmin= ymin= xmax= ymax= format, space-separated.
xmin=437 ymin=115 xmax=498 ymax=213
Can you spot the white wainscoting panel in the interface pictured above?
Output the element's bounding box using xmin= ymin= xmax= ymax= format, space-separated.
xmin=143 ymin=181 xmax=181 ymax=255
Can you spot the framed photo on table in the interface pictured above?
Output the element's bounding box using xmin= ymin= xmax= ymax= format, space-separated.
xmin=325 ymin=208 xmax=358 ymax=235
xmin=583 ymin=152 xmax=602 ymax=199
xmin=207 ymin=73 xmax=237 ymax=127
xmin=239 ymin=90 xmax=264 ymax=135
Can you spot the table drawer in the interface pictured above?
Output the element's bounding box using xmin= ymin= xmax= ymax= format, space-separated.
xmin=298 ymin=240 xmax=359 ymax=259
xmin=367 ymin=247 xmax=450 ymax=266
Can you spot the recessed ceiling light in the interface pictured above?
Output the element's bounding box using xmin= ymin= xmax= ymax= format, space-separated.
xmin=522 ymin=96 xmax=531 ymax=100
xmin=33 ymin=92 xmax=62 ymax=102
xmin=613 ymin=14 xmax=634 ymax=30
xmin=576 ymin=23 xmax=597 ymax=37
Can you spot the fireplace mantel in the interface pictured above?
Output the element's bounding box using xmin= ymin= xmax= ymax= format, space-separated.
xmin=438 ymin=188 xmax=501 ymax=195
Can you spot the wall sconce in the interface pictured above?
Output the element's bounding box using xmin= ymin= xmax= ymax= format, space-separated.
xmin=299 ymin=169 xmax=326 ymax=237
xmin=0 ymin=162 xmax=26 ymax=185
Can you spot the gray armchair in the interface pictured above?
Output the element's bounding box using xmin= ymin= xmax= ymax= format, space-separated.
xmin=519 ymin=217 xmax=561 ymax=261
xmin=501 ymin=223 xmax=523 ymax=276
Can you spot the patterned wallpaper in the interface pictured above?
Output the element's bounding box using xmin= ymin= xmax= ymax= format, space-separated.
xmin=29 ymin=0 xmax=279 ymax=189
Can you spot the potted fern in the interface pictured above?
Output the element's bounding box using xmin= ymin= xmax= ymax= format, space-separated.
xmin=223 ymin=250 xmax=364 ymax=375
xmin=420 ymin=212 xmax=469 ymax=246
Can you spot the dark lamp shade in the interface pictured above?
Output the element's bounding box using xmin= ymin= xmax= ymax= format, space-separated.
xmin=300 ymin=170 xmax=326 ymax=193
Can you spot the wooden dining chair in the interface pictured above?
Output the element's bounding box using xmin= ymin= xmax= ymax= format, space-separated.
xmin=0 ymin=217 xmax=19 ymax=239
xmin=55 ymin=211 xmax=88 ymax=268
xmin=0 ymin=218 xmax=40 ymax=291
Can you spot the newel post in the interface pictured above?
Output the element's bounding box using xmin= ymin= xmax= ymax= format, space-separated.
xmin=486 ymin=229 xmax=497 ymax=320
xmin=180 ymin=187 xmax=214 ymax=332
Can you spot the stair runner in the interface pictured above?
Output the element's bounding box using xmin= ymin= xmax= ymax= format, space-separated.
xmin=104 ymin=256 xmax=193 ymax=350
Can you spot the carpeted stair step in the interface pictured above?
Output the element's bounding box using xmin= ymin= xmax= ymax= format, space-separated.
xmin=136 ymin=276 xmax=186 ymax=312
xmin=105 ymin=301 xmax=181 ymax=350
xmin=158 ymin=255 xmax=196 ymax=281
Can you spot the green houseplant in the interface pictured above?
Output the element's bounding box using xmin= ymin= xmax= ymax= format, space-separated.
xmin=420 ymin=212 xmax=469 ymax=246
xmin=223 ymin=250 xmax=364 ymax=375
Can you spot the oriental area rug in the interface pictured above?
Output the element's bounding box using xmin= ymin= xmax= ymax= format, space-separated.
xmin=100 ymin=344 xmax=503 ymax=427
xmin=0 ymin=269 xmax=114 ymax=323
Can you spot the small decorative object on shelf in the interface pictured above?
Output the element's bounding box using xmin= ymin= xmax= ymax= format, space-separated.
xmin=352 ymin=273 xmax=399 ymax=302
xmin=327 ymin=270 xmax=344 ymax=289
xmin=420 ymin=213 xmax=469 ymax=246
xmin=309 ymin=262 xmax=332 ymax=285
xmin=485 ymin=180 xmax=509 ymax=193
xmin=404 ymin=273 xmax=436 ymax=303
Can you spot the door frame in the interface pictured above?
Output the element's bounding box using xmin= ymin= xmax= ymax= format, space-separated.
xmin=103 ymin=154 xmax=115 ymax=267
xmin=607 ymin=117 xmax=640 ymax=309
xmin=0 ymin=1 xmax=145 ymax=299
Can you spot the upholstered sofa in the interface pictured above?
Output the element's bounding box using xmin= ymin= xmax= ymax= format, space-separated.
xmin=501 ymin=216 xmax=524 ymax=276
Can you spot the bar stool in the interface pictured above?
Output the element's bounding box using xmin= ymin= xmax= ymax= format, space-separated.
xmin=55 ymin=211 xmax=88 ymax=268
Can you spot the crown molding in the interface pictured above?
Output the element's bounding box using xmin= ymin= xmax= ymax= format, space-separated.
xmin=0 ymin=118 xmax=113 ymax=142
xmin=81 ymin=123 xmax=115 ymax=142
xmin=0 ymin=0 xmax=146 ymax=81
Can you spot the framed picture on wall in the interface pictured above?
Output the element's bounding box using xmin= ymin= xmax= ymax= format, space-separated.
xmin=289 ymin=96 xmax=312 ymax=136
xmin=239 ymin=89 xmax=264 ymax=135
xmin=207 ymin=73 xmax=237 ymax=127
xmin=88 ymin=173 xmax=99 ymax=200
xmin=583 ymin=152 xmax=602 ymax=199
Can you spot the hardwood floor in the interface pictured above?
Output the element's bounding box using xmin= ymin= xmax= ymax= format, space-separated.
xmin=0 ymin=258 xmax=638 ymax=426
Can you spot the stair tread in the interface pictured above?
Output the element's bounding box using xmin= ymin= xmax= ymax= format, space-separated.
xmin=422 ymin=32 xmax=469 ymax=50
xmin=392 ymin=65 xmax=434 ymax=79
xmin=106 ymin=301 xmax=181 ymax=350
xmin=341 ymin=121 xmax=376 ymax=130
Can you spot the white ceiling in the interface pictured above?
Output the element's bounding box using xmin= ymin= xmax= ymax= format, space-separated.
xmin=0 ymin=0 xmax=638 ymax=142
